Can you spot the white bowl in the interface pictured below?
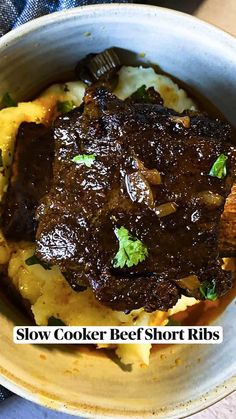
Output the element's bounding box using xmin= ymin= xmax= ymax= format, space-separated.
xmin=0 ymin=4 xmax=235 ymax=418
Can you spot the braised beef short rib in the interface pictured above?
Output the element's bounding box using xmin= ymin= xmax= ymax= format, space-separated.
xmin=34 ymin=87 xmax=233 ymax=311
xmin=2 ymin=122 xmax=54 ymax=241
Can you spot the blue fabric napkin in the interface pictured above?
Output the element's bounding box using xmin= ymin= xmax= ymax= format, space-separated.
xmin=0 ymin=0 xmax=131 ymax=402
xmin=0 ymin=386 xmax=13 ymax=401
xmin=0 ymin=0 xmax=131 ymax=36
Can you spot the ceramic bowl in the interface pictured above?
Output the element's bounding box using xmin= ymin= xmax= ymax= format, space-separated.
xmin=0 ymin=4 xmax=235 ymax=418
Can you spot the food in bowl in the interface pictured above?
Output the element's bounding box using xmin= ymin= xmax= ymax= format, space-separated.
xmin=0 ymin=48 xmax=235 ymax=366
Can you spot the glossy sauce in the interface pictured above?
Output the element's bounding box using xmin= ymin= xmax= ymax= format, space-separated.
xmin=173 ymin=262 xmax=236 ymax=327
xmin=175 ymin=76 xmax=236 ymax=327
xmin=1 ymin=57 xmax=236 ymax=333
xmin=36 ymin=63 xmax=236 ymax=357
xmin=163 ymin=72 xmax=236 ymax=327
xmin=167 ymin=69 xmax=236 ymax=328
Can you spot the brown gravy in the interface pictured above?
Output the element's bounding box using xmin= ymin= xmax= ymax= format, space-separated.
xmin=165 ymin=68 xmax=236 ymax=329
xmin=1 ymin=56 xmax=235 ymax=336
xmin=32 ymin=62 xmax=236 ymax=362
xmin=172 ymin=267 xmax=236 ymax=327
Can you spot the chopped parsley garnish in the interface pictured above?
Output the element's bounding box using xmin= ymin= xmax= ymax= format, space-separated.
xmin=72 ymin=153 xmax=96 ymax=168
xmin=209 ymin=154 xmax=228 ymax=179
xmin=132 ymin=85 xmax=149 ymax=101
xmin=112 ymin=226 xmax=148 ymax=269
xmin=166 ymin=318 xmax=182 ymax=326
xmin=200 ymin=280 xmax=218 ymax=301
xmin=1 ymin=92 xmax=17 ymax=108
xmin=25 ymin=255 xmax=51 ymax=270
xmin=130 ymin=85 xmax=157 ymax=103
xmin=57 ymin=100 xmax=75 ymax=114
xmin=48 ymin=317 xmax=66 ymax=326
xmin=0 ymin=149 xmax=3 ymax=167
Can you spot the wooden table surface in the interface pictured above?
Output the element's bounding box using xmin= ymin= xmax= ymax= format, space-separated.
xmin=148 ymin=0 xmax=236 ymax=36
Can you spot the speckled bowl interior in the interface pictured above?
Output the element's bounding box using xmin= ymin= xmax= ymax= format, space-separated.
xmin=0 ymin=4 xmax=235 ymax=418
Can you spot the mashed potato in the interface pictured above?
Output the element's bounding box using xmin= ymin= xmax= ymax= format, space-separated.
xmin=0 ymin=67 xmax=198 ymax=365
xmin=114 ymin=66 xmax=196 ymax=112
xmin=7 ymin=243 xmax=197 ymax=365
xmin=0 ymin=80 xmax=85 ymax=202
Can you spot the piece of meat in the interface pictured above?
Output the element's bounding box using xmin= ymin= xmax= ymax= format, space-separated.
xmin=219 ymin=184 xmax=236 ymax=256
xmin=2 ymin=122 xmax=54 ymax=241
xmin=35 ymin=87 xmax=233 ymax=312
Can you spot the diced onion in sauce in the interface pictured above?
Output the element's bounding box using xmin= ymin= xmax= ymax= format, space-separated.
xmin=198 ymin=191 xmax=224 ymax=207
xmin=170 ymin=115 xmax=191 ymax=128
xmin=174 ymin=275 xmax=200 ymax=291
xmin=125 ymin=172 xmax=154 ymax=207
xmin=141 ymin=169 xmax=162 ymax=185
xmin=134 ymin=157 xmax=145 ymax=171
xmin=133 ymin=157 xmax=162 ymax=185
xmin=174 ymin=275 xmax=201 ymax=299
xmin=155 ymin=202 xmax=177 ymax=217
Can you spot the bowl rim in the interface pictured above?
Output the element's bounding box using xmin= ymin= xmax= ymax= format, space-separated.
xmin=0 ymin=3 xmax=235 ymax=418
xmin=0 ymin=2 xmax=235 ymax=50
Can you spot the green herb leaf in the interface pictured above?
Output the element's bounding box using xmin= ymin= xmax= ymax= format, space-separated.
xmin=1 ymin=92 xmax=17 ymax=108
xmin=25 ymin=255 xmax=51 ymax=271
xmin=132 ymin=85 xmax=149 ymax=101
xmin=209 ymin=154 xmax=228 ymax=179
xmin=72 ymin=153 xmax=96 ymax=168
xmin=48 ymin=316 xmax=66 ymax=326
xmin=200 ymin=280 xmax=218 ymax=301
xmin=57 ymin=100 xmax=75 ymax=114
xmin=112 ymin=226 xmax=148 ymax=269
xmin=129 ymin=85 xmax=159 ymax=104
xmin=0 ymin=149 xmax=3 ymax=167
xmin=166 ymin=318 xmax=182 ymax=326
